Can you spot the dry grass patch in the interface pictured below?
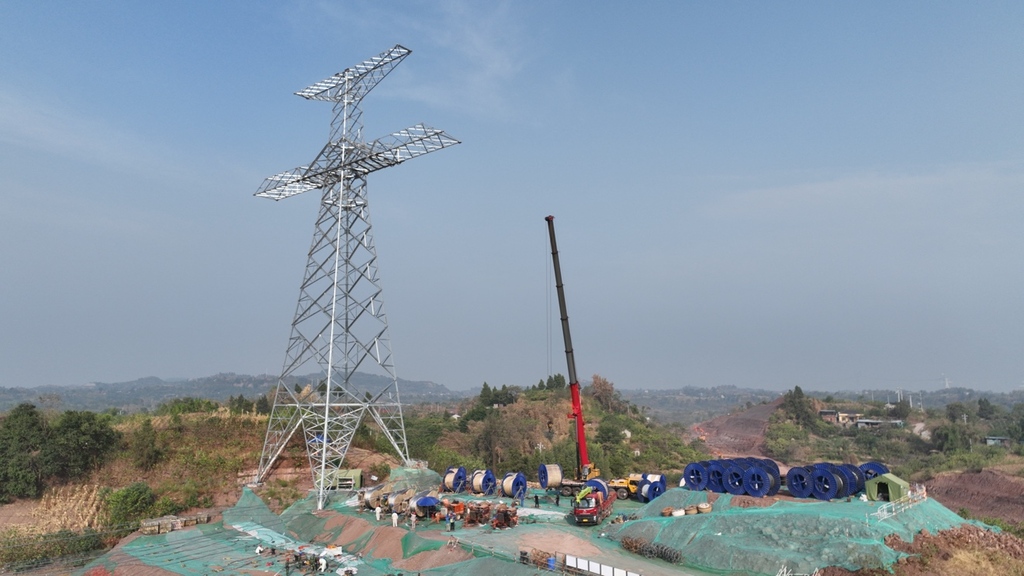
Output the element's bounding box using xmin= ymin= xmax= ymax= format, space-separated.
xmin=29 ymin=484 xmax=106 ymax=534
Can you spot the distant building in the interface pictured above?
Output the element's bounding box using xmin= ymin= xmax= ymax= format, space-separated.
xmin=985 ymin=436 xmax=1013 ymax=447
xmin=855 ymin=419 xmax=904 ymax=429
xmin=838 ymin=413 xmax=862 ymax=425
xmin=820 ymin=410 xmax=863 ymax=427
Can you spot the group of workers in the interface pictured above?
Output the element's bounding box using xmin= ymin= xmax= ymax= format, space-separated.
xmin=255 ymin=544 xmax=331 ymax=573
xmin=373 ymin=503 xmax=456 ymax=531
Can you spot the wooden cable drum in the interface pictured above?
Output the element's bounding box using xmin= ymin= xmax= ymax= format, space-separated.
xmin=502 ymin=472 xmax=527 ymax=498
xmin=471 ymin=469 xmax=497 ymax=494
xmin=443 ymin=466 xmax=467 ymax=492
xmin=538 ymin=464 xmax=563 ymax=489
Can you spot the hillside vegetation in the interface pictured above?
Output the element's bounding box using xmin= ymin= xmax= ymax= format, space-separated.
xmin=7 ymin=377 xmax=1024 ymax=573
xmin=404 ymin=374 xmax=706 ymax=481
xmin=0 ymin=373 xmax=707 ymax=570
xmin=766 ymin=386 xmax=1024 ymax=536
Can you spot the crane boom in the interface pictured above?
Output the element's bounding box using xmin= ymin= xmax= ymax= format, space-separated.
xmin=545 ymin=215 xmax=593 ymax=481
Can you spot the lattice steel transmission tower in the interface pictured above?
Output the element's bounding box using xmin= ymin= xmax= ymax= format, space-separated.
xmin=253 ymin=45 xmax=459 ymax=509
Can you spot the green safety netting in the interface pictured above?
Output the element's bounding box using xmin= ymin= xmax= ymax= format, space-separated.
xmin=224 ymin=487 xmax=288 ymax=536
xmin=613 ymin=486 xmax=974 ymax=575
xmin=75 ymin=470 xmax=988 ymax=576
xmin=383 ymin=465 xmax=443 ymax=492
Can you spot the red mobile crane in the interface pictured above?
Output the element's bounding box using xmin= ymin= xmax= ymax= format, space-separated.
xmin=546 ymin=216 xmax=614 ymax=525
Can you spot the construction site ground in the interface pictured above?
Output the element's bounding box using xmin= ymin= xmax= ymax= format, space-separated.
xmin=74 ymin=485 xmax=712 ymax=576
xmin=64 ymin=465 xmax=1024 ymax=576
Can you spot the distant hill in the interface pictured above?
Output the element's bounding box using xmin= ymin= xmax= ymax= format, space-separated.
xmin=619 ymin=386 xmax=782 ymax=427
xmin=0 ymin=372 xmax=464 ymax=413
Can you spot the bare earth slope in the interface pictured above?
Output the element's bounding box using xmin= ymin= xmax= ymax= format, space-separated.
xmin=925 ymin=468 xmax=1024 ymax=524
xmin=699 ymin=398 xmax=781 ymax=458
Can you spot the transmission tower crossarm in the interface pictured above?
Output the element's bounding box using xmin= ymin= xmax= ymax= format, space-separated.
xmin=294 ymin=44 xmax=411 ymax=103
xmin=255 ymin=124 xmax=459 ymax=199
xmin=254 ymin=167 xmax=324 ymax=200
xmin=348 ymin=124 xmax=460 ymax=174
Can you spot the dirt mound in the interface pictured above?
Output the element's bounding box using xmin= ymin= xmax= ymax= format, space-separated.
xmin=363 ymin=526 xmax=407 ymax=560
xmin=729 ymin=494 xmax=779 ymax=509
xmin=325 ymin=514 xmax=374 ymax=547
xmin=925 ymin=468 xmax=1024 ymax=524
xmin=817 ymin=524 xmax=1024 ymax=575
xmin=698 ymin=398 xmax=781 ymax=457
xmin=517 ymin=529 xmax=602 ymax=557
xmin=393 ymin=545 xmax=472 ymax=571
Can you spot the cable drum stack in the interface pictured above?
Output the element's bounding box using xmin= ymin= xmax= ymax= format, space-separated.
xmin=637 ymin=474 xmax=668 ymax=503
xmin=470 ymin=469 xmax=497 ymax=495
xmin=682 ymin=458 xmax=781 ymax=498
xmin=443 ymin=466 xmax=467 ymax=493
xmin=786 ymin=461 xmax=885 ymax=500
xmin=362 ymin=485 xmax=389 ymax=509
xmin=501 ymin=472 xmax=528 ymax=500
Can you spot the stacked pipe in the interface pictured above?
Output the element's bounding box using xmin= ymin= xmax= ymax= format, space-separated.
xmin=636 ymin=473 xmax=668 ymax=503
xmin=785 ymin=461 xmax=886 ymax=500
xmin=443 ymin=466 xmax=467 ymax=493
xmin=681 ymin=458 xmax=781 ymax=498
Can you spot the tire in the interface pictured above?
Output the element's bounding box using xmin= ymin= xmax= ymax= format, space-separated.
xmin=561 ymin=486 xmax=573 ymax=497
xmin=617 ymin=488 xmax=629 ymax=500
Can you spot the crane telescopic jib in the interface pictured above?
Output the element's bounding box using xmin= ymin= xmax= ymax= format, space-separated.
xmin=545 ymin=215 xmax=592 ymax=482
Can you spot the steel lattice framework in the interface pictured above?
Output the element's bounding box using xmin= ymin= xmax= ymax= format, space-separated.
xmin=253 ymin=45 xmax=459 ymax=509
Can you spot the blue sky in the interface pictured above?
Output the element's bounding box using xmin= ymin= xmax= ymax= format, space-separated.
xmin=1 ymin=2 xmax=1022 ymax=393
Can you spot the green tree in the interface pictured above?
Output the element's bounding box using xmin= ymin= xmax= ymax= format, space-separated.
xmin=932 ymin=423 xmax=971 ymax=453
xmin=946 ymin=402 xmax=972 ymax=424
xmin=889 ymin=399 xmax=911 ymax=420
xmin=0 ymin=403 xmax=49 ymax=500
xmin=132 ymin=418 xmax=162 ymax=471
xmin=780 ymin=386 xmax=817 ymax=429
xmin=546 ymin=374 xmax=567 ymax=390
xmin=489 ymin=384 xmax=517 ymax=406
xmin=255 ymin=394 xmax=271 ymax=415
xmin=228 ymin=395 xmax=255 ymax=414
xmin=39 ymin=410 xmax=120 ymax=481
xmin=154 ymin=397 xmax=218 ymax=416
xmin=977 ymin=397 xmax=996 ymax=420
xmin=479 ymin=382 xmax=493 ymax=407
xmin=596 ymin=419 xmax=625 ymax=446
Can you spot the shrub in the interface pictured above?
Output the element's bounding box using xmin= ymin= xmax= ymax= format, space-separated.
xmin=104 ymin=483 xmax=155 ymax=532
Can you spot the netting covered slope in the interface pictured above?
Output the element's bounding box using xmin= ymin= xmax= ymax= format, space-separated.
xmin=76 ymin=473 xmax=545 ymax=576
xmin=613 ymin=487 xmax=973 ymax=575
